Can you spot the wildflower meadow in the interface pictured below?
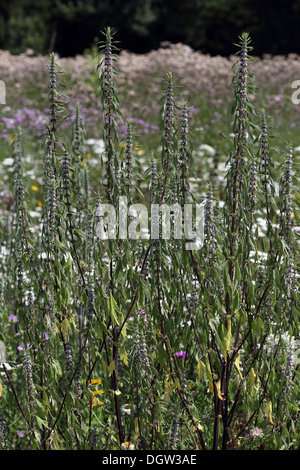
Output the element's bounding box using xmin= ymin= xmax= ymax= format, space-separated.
xmin=0 ymin=28 xmax=299 ymax=451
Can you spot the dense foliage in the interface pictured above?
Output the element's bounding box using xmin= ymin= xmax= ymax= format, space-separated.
xmin=0 ymin=29 xmax=299 ymax=450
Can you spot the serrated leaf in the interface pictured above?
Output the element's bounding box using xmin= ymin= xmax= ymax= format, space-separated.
xmin=36 ymin=416 xmax=48 ymax=430
xmin=206 ymin=361 xmax=214 ymax=394
xmin=119 ymin=344 xmax=128 ymax=366
xmin=264 ymin=400 xmax=274 ymax=425
xmin=215 ymin=380 xmax=225 ymax=401
xmin=234 ymin=355 xmax=244 ymax=380
xmin=221 ymin=318 xmax=232 ymax=359
xmin=110 ymin=293 xmax=120 ymax=325
xmin=108 ymin=360 xmax=116 ymax=377
xmin=174 ymin=378 xmax=182 ymax=391
xmin=248 ymin=367 xmax=256 ymax=398
xmin=60 ymin=318 xmax=71 ymax=342
xmin=164 ymin=381 xmax=172 ymax=403
xmin=196 ymin=360 xmax=206 ymax=381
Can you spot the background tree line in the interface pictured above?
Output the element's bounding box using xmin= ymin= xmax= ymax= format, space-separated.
xmin=0 ymin=0 xmax=299 ymax=58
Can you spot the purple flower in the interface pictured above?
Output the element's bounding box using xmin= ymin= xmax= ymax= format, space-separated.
xmin=175 ymin=351 xmax=188 ymax=359
xmin=17 ymin=343 xmax=31 ymax=351
xmin=8 ymin=314 xmax=19 ymax=323
xmin=17 ymin=430 xmax=25 ymax=438
xmin=138 ymin=440 xmax=143 ymax=450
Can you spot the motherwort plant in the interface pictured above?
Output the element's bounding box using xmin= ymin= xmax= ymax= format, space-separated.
xmin=0 ymin=29 xmax=299 ymax=451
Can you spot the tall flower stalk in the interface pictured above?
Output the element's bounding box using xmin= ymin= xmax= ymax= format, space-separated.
xmin=97 ymin=27 xmax=122 ymax=203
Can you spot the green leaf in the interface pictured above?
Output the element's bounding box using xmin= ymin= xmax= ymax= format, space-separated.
xmin=109 ymin=292 xmax=121 ymax=325
xmin=36 ymin=416 xmax=48 ymax=430
xmin=108 ymin=360 xmax=116 ymax=377
xmin=60 ymin=318 xmax=71 ymax=342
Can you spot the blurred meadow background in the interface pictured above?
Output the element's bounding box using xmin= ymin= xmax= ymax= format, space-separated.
xmin=1 ymin=1 xmax=300 ymax=208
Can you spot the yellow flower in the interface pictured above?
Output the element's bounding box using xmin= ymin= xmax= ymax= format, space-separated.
xmin=37 ymin=201 xmax=42 ymax=207
xmin=91 ymin=379 xmax=101 ymax=385
xmin=134 ymin=146 xmax=144 ymax=155
xmin=31 ymin=185 xmax=39 ymax=191
xmin=93 ymin=389 xmax=104 ymax=396
xmin=83 ymin=378 xmax=102 ymax=386
xmin=88 ymin=399 xmax=104 ymax=407
xmin=88 ymin=388 xmax=105 ymax=407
